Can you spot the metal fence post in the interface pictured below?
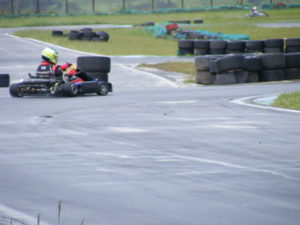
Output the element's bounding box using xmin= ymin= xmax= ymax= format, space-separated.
xmin=152 ymin=0 xmax=154 ymax=10
xmin=123 ymin=0 xmax=125 ymax=10
xmin=36 ymin=0 xmax=40 ymax=13
xmin=210 ymin=0 xmax=213 ymax=7
xmin=65 ymin=0 xmax=68 ymax=13
xmin=92 ymin=0 xmax=95 ymax=12
xmin=11 ymin=0 xmax=14 ymax=14
xmin=181 ymin=0 xmax=184 ymax=8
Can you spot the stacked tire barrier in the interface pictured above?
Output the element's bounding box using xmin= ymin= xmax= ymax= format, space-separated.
xmin=0 ymin=74 xmax=10 ymax=87
xmin=52 ymin=28 xmax=109 ymax=42
xmin=77 ymin=56 xmax=111 ymax=82
xmin=195 ymin=53 xmax=300 ymax=85
xmin=179 ymin=38 xmax=300 ymax=56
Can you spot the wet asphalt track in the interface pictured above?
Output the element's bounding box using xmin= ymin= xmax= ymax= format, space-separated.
xmin=0 ymin=26 xmax=300 ymax=225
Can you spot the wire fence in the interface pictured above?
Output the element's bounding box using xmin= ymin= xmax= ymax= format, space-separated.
xmin=1 ymin=0 xmax=300 ymax=15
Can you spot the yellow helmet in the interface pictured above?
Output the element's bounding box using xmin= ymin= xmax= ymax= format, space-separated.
xmin=41 ymin=47 xmax=58 ymax=64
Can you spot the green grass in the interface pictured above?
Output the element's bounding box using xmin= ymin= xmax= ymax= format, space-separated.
xmin=11 ymin=8 xmax=300 ymax=56
xmin=272 ymin=92 xmax=300 ymax=110
xmin=14 ymin=28 xmax=178 ymax=56
xmin=139 ymin=61 xmax=196 ymax=83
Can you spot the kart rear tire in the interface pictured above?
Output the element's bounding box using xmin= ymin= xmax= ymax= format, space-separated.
xmin=97 ymin=83 xmax=109 ymax=96
xmin=77 ymin=56 xmax=111 ymax=73
xmin=63 ymin=83 xmax=78 ymax=97
xmin=9 ymin=83 xmax=23 ymax=97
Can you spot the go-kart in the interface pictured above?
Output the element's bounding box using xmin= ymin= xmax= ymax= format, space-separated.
xmin=9 ymin=72 xmax=112 ymax=97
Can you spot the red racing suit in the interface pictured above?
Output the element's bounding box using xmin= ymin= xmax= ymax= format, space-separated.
xmin=36 ymin=60 xmax=89 ymax=82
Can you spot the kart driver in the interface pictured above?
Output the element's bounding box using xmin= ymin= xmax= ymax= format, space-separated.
xmin=36 ymin=47 xmax=89 ymax=81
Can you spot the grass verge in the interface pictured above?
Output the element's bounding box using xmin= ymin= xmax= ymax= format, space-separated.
xmin=14 ymin=28 xmax=178 ymax=56
xmin=12 ymin=8 xmax=300 ymax=56
xmin=139 ymin=61 xmax=196 ymax=83
xmin=272 ymin=92 xmax=300 ymax=110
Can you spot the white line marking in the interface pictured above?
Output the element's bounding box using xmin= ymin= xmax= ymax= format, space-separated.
xmin=232 ymin=95 xmax=300 ymax=114
xmin=0 ymin=204 xmax=51 ymax=225
xmin=118 ymin=64 xmax=179 ymax=87
xmin=171 ymin=154 xmax=299 ymax=181
xmin=155 ymin=100 xmax=197 ymax=104
xmin=109 ymin=127 xmax=147 ymax=133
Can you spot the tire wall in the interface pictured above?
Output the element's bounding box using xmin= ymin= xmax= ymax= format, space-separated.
xmin=180 ymin=38 xmax=300 ymax=56
xmin=194 ymin=53 xmax=300 ymax=85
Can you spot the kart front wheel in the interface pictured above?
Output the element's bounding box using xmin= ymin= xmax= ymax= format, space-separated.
xmin=9 ymin=83 xmax=23 ymax=97
xmin=97 ymin=83 xmax=109 ymax=96
xmin=63 ymin=83 xmax=78 ymax=97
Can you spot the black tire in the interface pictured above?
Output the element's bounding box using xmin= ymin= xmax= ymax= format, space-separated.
xmin=97 ymin=83 xmax=109 ymax=96
xmin=245 ymin=40 xmax=264 ymax=52
xmin=52 ymin=30 xmax=63 ymax=37
xmin=260 ymin=69 xmax=285 ymax=82
xmin=256 ymin=53 xmax=285 ymax=70
xmin=175 ymin=20 xmax=191 ymax=24
xmin=215 ymin=55 xmax=244 ymax=73
xmin=247 ymin=72 xmax=259 ymax=83
xmin=195 ymin=71 xmax=215 ymax=84
xmin=68 ymin=31 xmax=81 ymax=40
xmin=286 ymin=38 xmax=300 ymax=47
xmin=285 ymin=46 xmax=300 ymax=53
xmin=264 ymin=39 xmax=284 ymax=48
xmin=195 ymin=56 xmax=220 ymax=71
xmin=194 ymin=48 xmax=209 ymax=55
xmin=226 ymin=41 xmax=245 ymax=51
xmin=80 ymin=27 xmax=93 ymax=33
xmin=194 ymin=40 xmax=210 ymax=49
xmin=85 ymin=72 xmax=108 ymax=82
xmin=264 ymin=47 xmax=283 ymax=53
xmin=284 ymin=69 xmax=300 ymax=80
xmin=209 ymin=49 xmax=225 ymax=55
xmin=195 ymin=56 xmax=210 ymax=71
xmin=210 ymin=40 xmax=227 ymax=49
xmin=244 ymin=56 xmax=262 ymax=72
xmin=97 ymin=31 xmax=109 ymax=41
xmin=62 ymin=83 xmax=78 ymax=97
xmin=215 ymin=72 xmax=237 ymax=85
xmin=178 ymin=40 xmax=194 ymax=49
xmin=285 ymin=53 xmax=300 ymax=68
xmin=209 ymin=59 xmax=217 ymax=74
xmin=0 ymin=74 xmax=10 ymax=87
xmin=77 ymin=56 xmax=111 ymax=73
xmin=194 ymin=19 xmax=203 ymax=24
xmin=81 ymin=31 xmax=96 ymax=38
xmin=9 ymin=83 xmax=23 ymax=97
xmin=235 ymin=71 xmax=248 ymax=83
xmin=135 ymin=22 xmax=155 ymax=26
